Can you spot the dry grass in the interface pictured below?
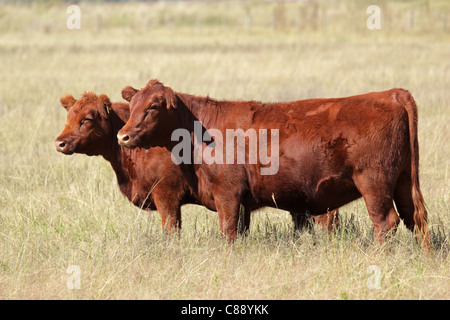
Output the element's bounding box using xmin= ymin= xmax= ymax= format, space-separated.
xmin=0 ymin=0 xmax=449 ymax=300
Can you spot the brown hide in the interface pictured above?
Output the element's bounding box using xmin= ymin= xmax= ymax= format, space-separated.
xmin=118 ymin=80 xmax=428 ymax=247
xmin=56 ymin=92 xmax=337 ymax=236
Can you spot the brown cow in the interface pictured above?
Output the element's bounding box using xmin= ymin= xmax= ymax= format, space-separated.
xmin=54 ymin=92 xmax=337 ymax=236
xmin=117 ymin=80 xmax=429 ymax=247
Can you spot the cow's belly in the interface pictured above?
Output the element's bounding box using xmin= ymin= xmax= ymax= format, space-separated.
xmin=246 ymin=153 xmax=361 ymax=214
xmin=306 ymin=178 xmax=361 ymax=214
xmin=247 ymin=176 xmax=361 ymax=214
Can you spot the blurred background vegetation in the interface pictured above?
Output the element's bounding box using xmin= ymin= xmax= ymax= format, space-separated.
xmin=1 ymin=0 xmax=450 ymax=35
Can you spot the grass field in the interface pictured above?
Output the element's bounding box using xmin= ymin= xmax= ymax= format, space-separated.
xmin=0 ymin=0 xmax=449 ymax=300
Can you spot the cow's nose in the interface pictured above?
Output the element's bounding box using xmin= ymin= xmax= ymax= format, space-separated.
xmin=117 ymin=133 xmax=130 ymax=146
xmin=55 ymin=140 xmax=68 ymax=152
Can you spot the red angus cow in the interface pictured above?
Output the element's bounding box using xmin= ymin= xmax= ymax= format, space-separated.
xmin=55 ymin=92 xmax=336 ymax=236
xmin=117 ymin=80 xmax=429 ymax=247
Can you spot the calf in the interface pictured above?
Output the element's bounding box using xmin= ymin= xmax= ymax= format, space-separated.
xmin=117 ymin=80 xmax=429 ymax=247
xmin=55 ymin=92 xmax=337 ymax=236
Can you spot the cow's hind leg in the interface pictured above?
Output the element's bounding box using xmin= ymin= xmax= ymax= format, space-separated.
xmin=291 ymin=210 xmax=313 ymax=233
xmin=291 ymin=210 xmax=340 ymax=233
xmin=238 ymin=205 xmax=251 ymax=237
xmin=393 ymin=171 xmax=415 ymax=232
xmin=354 ymin=175 xmax=400 ymax=242
xmin=393 ymin=171 xmax=431 ymax=249
xmin=313 ymin=210 xmax=340 ymax=232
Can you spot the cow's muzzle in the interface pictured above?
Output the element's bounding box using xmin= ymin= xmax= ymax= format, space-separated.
xmin=55 ymin=139 xmax=70 ymax=154
xmin=117 ymin=133 xmax=135 ymax=148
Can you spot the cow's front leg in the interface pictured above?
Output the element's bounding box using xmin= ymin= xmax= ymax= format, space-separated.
xmin=215 ymin=197 xmax=240 ymax=243
xmin=153 ymin=192 xmax=182 ymax=235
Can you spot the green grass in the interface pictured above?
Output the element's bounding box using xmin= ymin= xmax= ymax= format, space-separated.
xmin=0 ymin=0 xmax=449 ymax=299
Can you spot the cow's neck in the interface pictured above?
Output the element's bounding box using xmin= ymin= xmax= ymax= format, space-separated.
xmin=102 ymin=113 xmax=132 ymax=191
xmin=175 ymin=92 xmax=219 ymax=133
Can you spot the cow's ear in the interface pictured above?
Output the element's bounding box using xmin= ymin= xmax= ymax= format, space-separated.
xmin=121 ymin=86 xmax=138 ymax=102
xmin=98 ymin=94 xmax=112 ymax=118
xmin=60 ymin=94 xmax=76 ymax=112
xmin=109 ymin=103 xmax=130 ymax=123
xmin=165 ymin=87 xmax=177 ymax=109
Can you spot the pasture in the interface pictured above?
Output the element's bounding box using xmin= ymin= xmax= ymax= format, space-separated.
xmin=0 ymin=0 xmax=449 ymax=300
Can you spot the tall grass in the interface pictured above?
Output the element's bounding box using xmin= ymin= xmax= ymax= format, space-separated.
xmin=0 ymin=1 xmax=449 ymax=299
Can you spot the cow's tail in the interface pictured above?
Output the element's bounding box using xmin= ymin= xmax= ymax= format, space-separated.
xmin=397 ymin=89 xmax=430 ymax=249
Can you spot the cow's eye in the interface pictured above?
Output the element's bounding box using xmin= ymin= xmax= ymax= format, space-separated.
xmin=145 ymin=105 xmax=157 ymax=115
xmin=81 ymin=118 xmax=93 ymax=125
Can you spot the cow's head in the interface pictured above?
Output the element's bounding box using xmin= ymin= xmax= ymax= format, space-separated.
xmin=117 ymin=79 xmax=177 ymax=150
xmin=55 ymin=92 xmax=129 ymax=156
